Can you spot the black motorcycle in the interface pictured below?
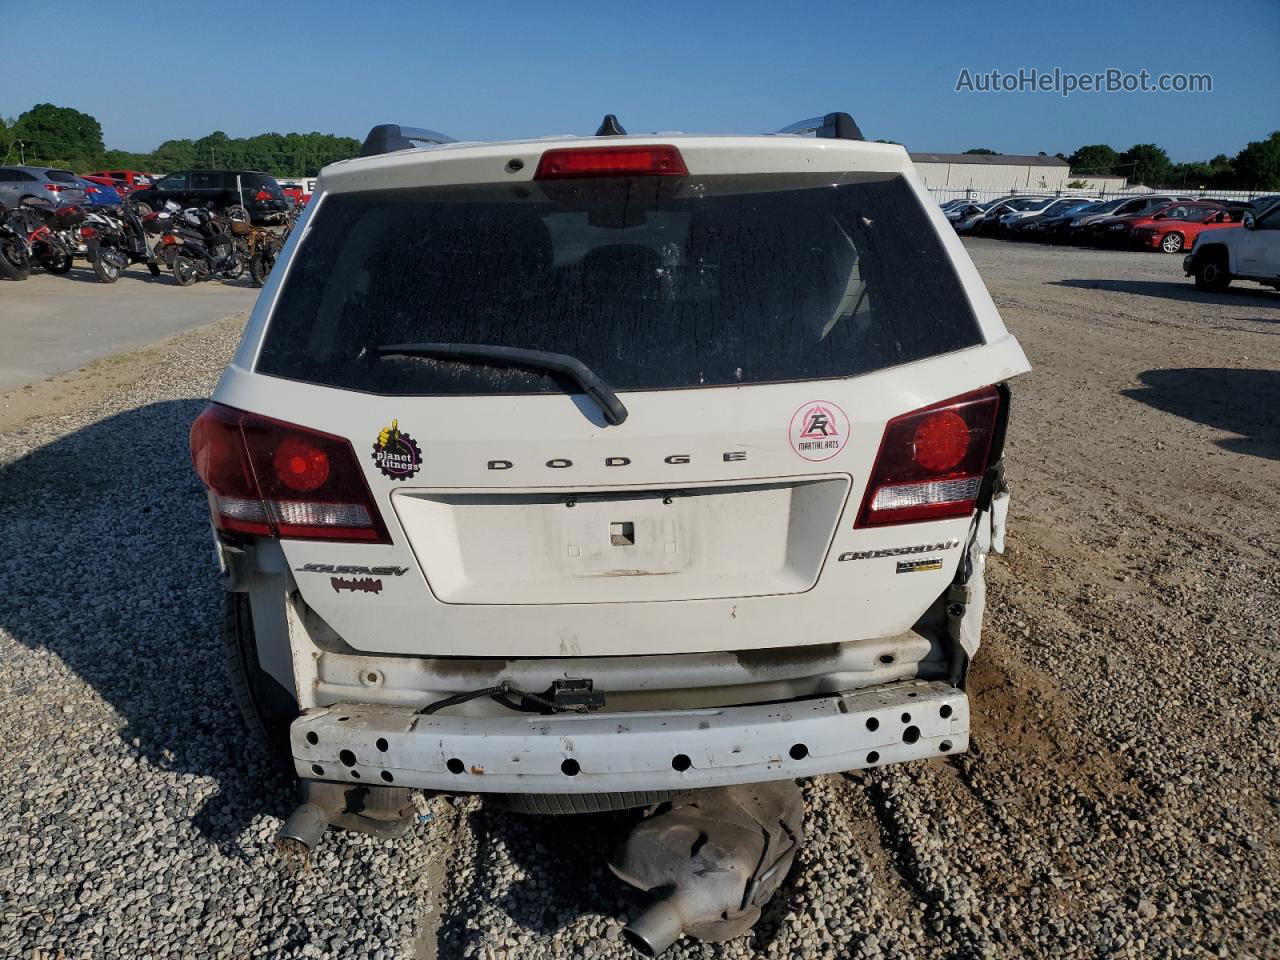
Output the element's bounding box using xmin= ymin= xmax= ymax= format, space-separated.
xmin=0 ymin=203 xmax=32 ymax=281
xmin=83 ymin=199 xmax=162 ymax=283
xmin=10 ymin=200 xmax=82 ymax=275
xmin=157 ymin=205 xmax=245 ymax=286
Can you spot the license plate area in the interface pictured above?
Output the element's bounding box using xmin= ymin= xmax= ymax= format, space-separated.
xmin=392 ymin=476 xmax=849 ymax=604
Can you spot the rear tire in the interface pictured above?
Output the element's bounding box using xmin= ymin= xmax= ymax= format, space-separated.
xmin=92 ymin=251 xmax=121 ymax=283
xmin=172 ymin=255 xmax=198 ymax=286
xmin=132 ymin=201 xmax=153 ymax=217
xmin=1194 ymin=256 xmax=1231 ymax=291
xmin=225 ymin=204 xmax=250 ymax=224
xmin=489 ymin=790 xmax=680 ymax=815
xmin=0 ymin=237 xmax=30 ymax=280
xmin=249 ymin=250 xmax=275 ymax=287
xmin=223 ymin=592 xmax=297 ymax=768
xmin=1161 ymin=232 xmax=1184 ymax=254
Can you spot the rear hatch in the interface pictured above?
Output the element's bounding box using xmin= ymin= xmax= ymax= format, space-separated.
xmin=212 ymin=138 xmax=1028 ymax=657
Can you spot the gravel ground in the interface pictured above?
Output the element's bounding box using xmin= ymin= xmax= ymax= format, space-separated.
xmin=0 ymin=240 xmax=1277 ymax=959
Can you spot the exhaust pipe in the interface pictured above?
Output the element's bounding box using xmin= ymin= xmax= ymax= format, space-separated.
xmin=611 ymin=781 xmax=804 ymax=956
xmin=275 ymin=801 xmax=334 ymax=861
xmin=275 ymin=781 xmax=416 ymax=865
xmin=621 ymin=893 xmax=694 ymax=957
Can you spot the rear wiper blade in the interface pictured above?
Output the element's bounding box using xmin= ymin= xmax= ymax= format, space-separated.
xmin=376 ymin=342 xmax=629 ymax=426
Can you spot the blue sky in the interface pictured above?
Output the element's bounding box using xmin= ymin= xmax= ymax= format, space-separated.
xmin=9 ymin=0 xmax=1278 ymax=162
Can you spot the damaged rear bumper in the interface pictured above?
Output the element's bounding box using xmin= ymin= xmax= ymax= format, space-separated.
xmin=290 ymin=679 xmax=968 ymax=793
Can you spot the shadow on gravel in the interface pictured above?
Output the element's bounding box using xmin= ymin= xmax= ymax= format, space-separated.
xmin=435 ymin=804 xmax=637 ymax=952
xmin=1051 ymin=277 xmax=1280 ymax=310
xmin=0 ymin=399 xmax=293 ymax=856
xmin=1123 ymin=368 xmax=1280 ymax=460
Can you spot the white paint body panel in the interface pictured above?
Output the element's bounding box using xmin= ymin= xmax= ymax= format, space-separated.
xmin=213 ymin=134 xmax=1029 ymax=662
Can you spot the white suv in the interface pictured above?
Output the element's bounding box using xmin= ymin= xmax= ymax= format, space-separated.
xmin=191 ymin=115 xmax=1030 ymax=831
xmin=1184 ymin=200 xmax=1280 ymax=291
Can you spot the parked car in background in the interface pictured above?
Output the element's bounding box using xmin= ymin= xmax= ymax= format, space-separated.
xmin=1098 ymin=201 xmax=1223 ymax=249
xmin=1074 ymin=195 xmax=1197 ymax=244
xmin=999 ymin=196 xmax=1098 ymax=231
xmin=84 ymin=170 xmax=155 ymax=193
xmin=953 ymin=205 xmax=989 ymax=233
xmin=1185 ymin=199 xmax=1280 ymax=290
xmin=1007 ymin=200 xmax=1097 ymax=240
xmin=0 ymin=166 xmax=89 ymax=207
xmin=945 ymin=201 xmax=987 ymax=223
xmin=129 ymin=170 xmax=290 ymax=223
xmin=75 ymin=177 xmax=122 ymax=207
xmin=973 ymin=197 xmax=1051 ymax=235
xmin=1125 ymin=204 xmax=1241 ymax=253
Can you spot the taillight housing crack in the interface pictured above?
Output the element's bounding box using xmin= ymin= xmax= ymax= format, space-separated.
xmin=190 ymin=403 xmax=391 ymax=543
xmin=855 ymin=386 xmax=1003 ymax=527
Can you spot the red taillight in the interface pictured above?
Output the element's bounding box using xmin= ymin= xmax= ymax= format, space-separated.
xmin=86 ymin=186 xmax=100 ymax=194
xmin=161 ymin=234 xmax=179 ymax=245
xmin=534 ymin=145 xmax=688 ymax=179
xmin=190 ymin=403 xmax=391 ymax=543
xmin=254 ymin=190 xmax=270 ymax=201
xmin=44 ymin=183 xmax=63 ymax=191
xmin=856 ymin=387 xmax=1002 ymax=527
xmin=80 ymin=226 xmax=96 ymax=239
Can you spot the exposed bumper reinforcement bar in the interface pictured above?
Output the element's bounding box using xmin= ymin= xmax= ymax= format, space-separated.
xmin=290 ymin=679 xmax=968 ymax=793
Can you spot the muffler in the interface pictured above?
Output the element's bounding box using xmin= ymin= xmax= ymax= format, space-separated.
xmin=275 ymin=780 xmax=416 ymax=865
xmin=609 ymin=781 xmax=804 ymax=956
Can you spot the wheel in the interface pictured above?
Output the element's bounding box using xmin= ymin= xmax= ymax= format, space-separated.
xmin=132 ymin=201 xmax=152 ymax=217
xmin=91 ymin=250 xmax=122 ymax=284
xmin=39 ymin=253 xmax=73 ymax=274
xmin=249 ymin=250 xmax=276 ymax=287
xmin=221 ymin=253 xmax=245 ymax=280
xmin=0 ymin=236 xmax=30 ymax=280
xmin=225 ymin=204 xmax=250 ymax=224
xmin=172 ymin=255 xmax=198 ymax=286
xmin=1161 ymin=232 xmax=1184 ymax=254
xmin=489 ymin=790 xmax=681 ymax=815
xmin=223 ymin=592 xmax=297 ymax=767
xmin=1194 ymin=257 xmax=1232 ymax=291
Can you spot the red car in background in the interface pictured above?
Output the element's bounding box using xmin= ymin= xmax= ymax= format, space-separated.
xmin=82 ymin=170 xmax=155 ymax=194
xmin=1103 ymin=201 xmax=1236 ymax=253
xmin=277 ymin=178 xmax=315 ymax=208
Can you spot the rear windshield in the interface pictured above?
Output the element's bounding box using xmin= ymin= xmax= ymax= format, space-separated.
xmin=257 ymin=172 xmax=984 ymax=394
xmin=240 ymin=173 xmax=282 ymax=195
xmin=46 ymin=169 xmax=79 ymax=183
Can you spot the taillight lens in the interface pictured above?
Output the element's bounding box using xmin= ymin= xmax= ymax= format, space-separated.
xmin=80 ymin=226 xmax=96 ymax=239
xmin=44 ymin=183 xmax=63 ymax=192
xmin=190 ymin=403 xmax=391 ymax=543
xmin=856 ymin=387 xmax=1002 ymax=527
xmin=254 ymin=190 xmax=270 ymax=201
xmin=534 ymin=145 xmax=688 ymax=179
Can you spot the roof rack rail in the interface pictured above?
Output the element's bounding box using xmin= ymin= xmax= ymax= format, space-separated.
xmin=776 ymin=112 xmax=864 ymax=141
xmin=359 ymin=124 xmax=457 ymax=158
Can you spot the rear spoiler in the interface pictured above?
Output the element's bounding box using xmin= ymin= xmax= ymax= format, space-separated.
xmin=776 ymin=112 xmax=864 ymax=141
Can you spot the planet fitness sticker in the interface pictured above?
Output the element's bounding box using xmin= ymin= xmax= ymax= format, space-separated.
xmin=372 ymin=419 xmax=422 ymax=480
xmin=788 ymin=401 xmax=850 ymax=461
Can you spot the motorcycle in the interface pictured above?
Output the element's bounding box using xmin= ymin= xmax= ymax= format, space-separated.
xmin=10 ymin=199 xmax=83 ymax=275
xmin=154 ymin=205 xmax=245 ymax=286
xmin=0 ymin=203 xmax=32 ymax=281
xmin=230 ymin=218 xmax=285 ymax=287
xmin=81 ymin=199 xmax=162 ymax=283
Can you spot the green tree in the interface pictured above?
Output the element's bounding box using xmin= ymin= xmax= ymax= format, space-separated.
xmin=1067 ymin=144 xmax=1118 ymax=175
xmin=963 ymin=148 xmax=998 ymax=155
xmin=1117 ymin=143 xmax=1172 ymax=186
xmin=12 ymin=103 xmax=105 ymax=168
xmin=1233 ymin=131 xmax=1280 ymax=189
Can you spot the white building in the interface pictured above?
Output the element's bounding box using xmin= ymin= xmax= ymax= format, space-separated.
xmin=909 ymin=152 xmax=1073 ymax=192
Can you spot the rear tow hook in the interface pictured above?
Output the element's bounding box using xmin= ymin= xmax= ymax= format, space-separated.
xmin=609 ymin=780 xmax=805 ymax=956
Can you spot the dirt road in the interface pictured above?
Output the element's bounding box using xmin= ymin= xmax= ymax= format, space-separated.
xmin=0 ymin=240 xmax=1275 ymax=959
